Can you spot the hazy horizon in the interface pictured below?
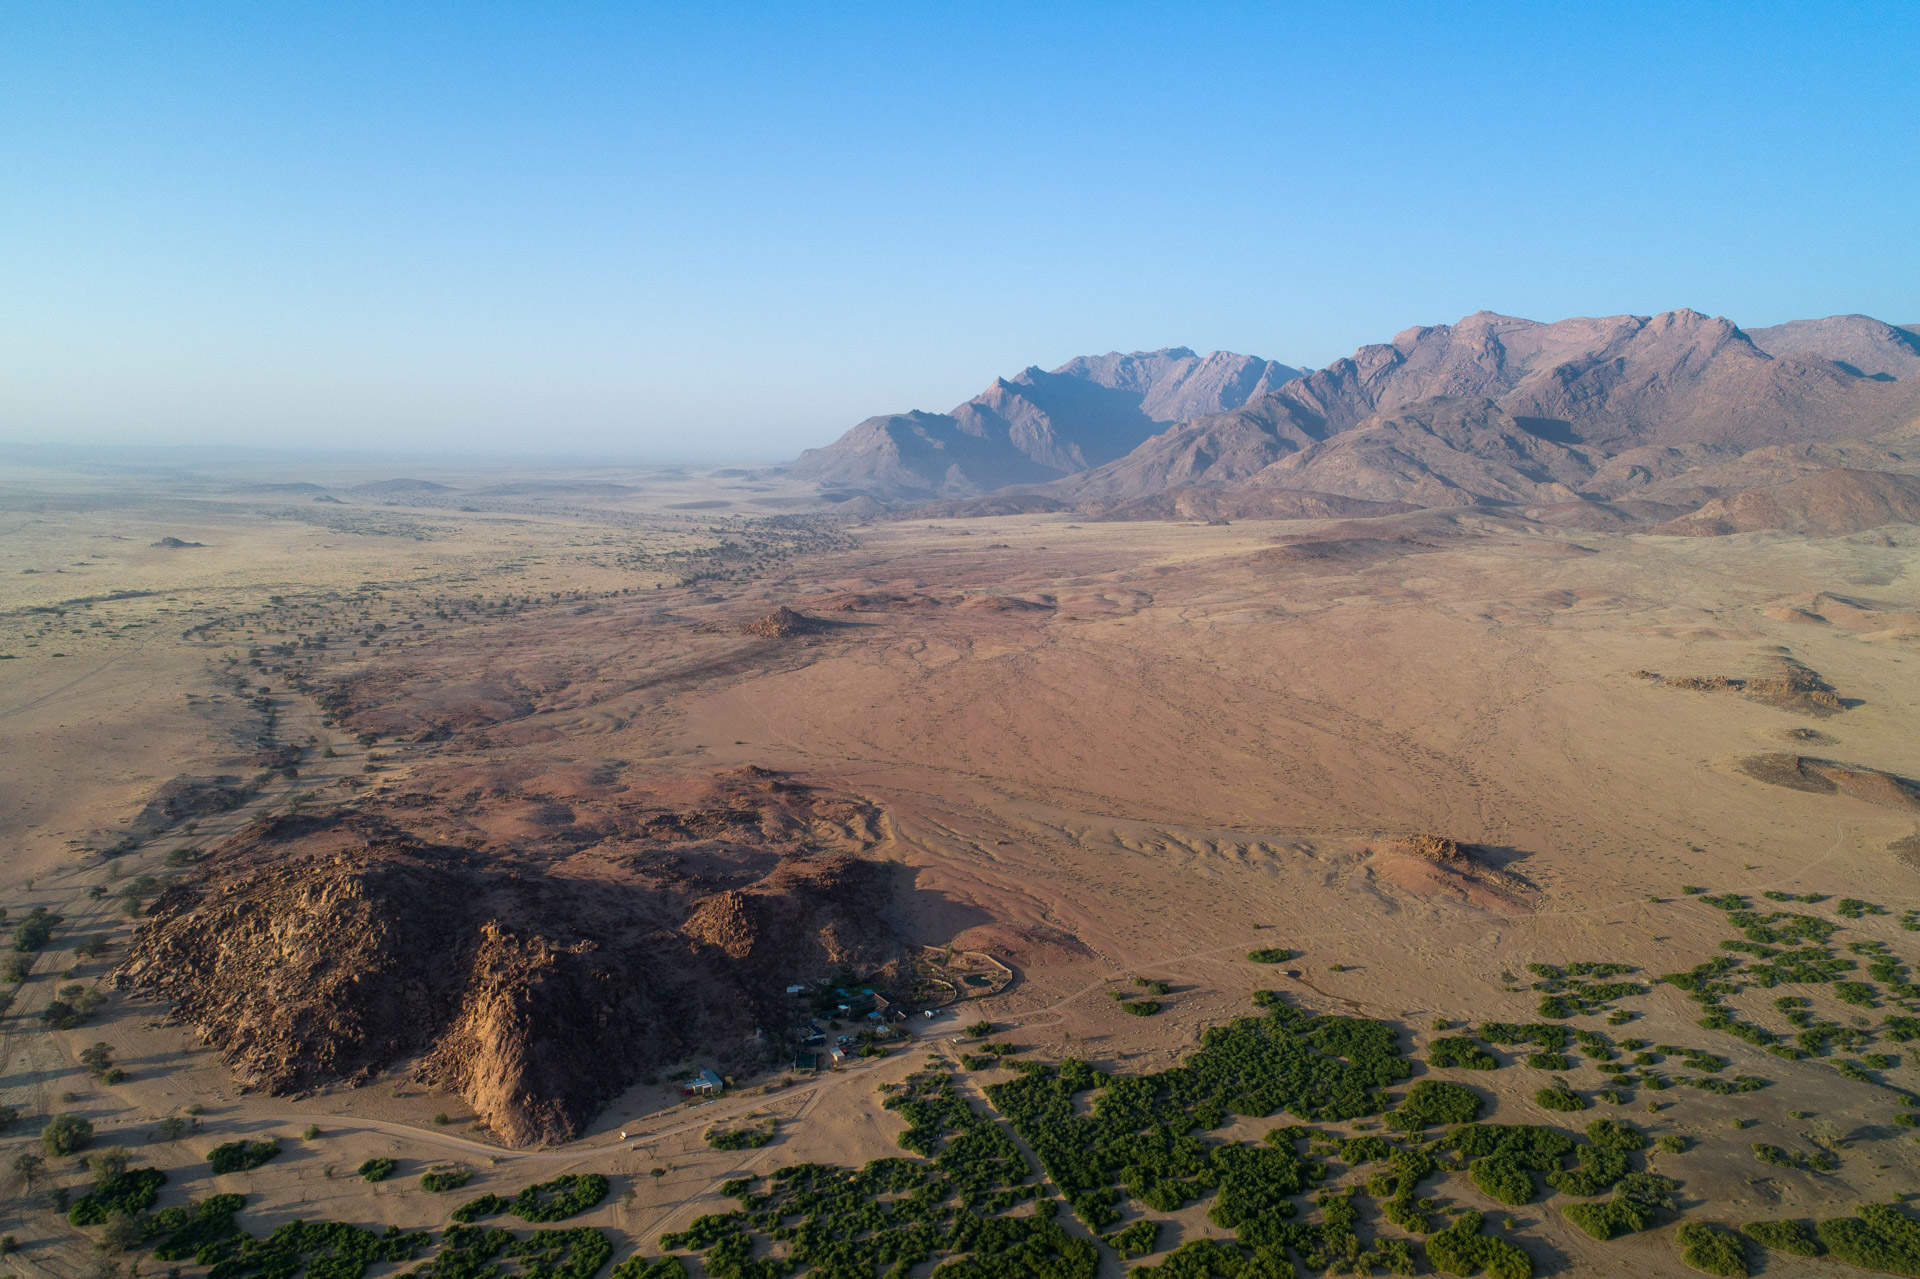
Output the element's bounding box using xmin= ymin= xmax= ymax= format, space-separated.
xmin=4 ymin=2 xmax=1915 ymax=457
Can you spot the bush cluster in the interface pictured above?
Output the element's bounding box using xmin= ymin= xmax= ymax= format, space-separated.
xmin=1561 ymin=1173 xmax=1676 ymax=1240
xmin=1675 ymin=1221 xmax=1748 ymax=1277
xmin=1739 ymin=1218 xmax=1821 ymax=1257
xmin=1816 ymin=1201 xmax=1920 ymax=1274
xmin=1428 ymin=1037 xmax=1499 ymax=1070
xmin=1387 ymin=1080 xmax=1482 ymax=1131
xmin=511 ymin=1175 xmax=611 ymax=1223
xmin=69 ymin=1168 xmax=167 ymax=1225
xmin=1533 ymin=1084 xmax=1586 ymax=1113
xmin=208 ymin=1139 xmax=282 ymax=1175
xmin=1426 ymin=1209 xmax=1531 ymax=1279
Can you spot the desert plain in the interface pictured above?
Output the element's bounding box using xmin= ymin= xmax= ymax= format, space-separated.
xmin=1 ymin=452 xmax=1917 ymax=1279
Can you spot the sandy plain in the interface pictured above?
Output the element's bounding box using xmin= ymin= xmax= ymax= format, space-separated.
xmin=1 ymin=454 xmax=1917 ymax=1278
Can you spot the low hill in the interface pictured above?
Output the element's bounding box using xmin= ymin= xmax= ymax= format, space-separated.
xmin=1651 ymin=468 xmax=1920 ymax=536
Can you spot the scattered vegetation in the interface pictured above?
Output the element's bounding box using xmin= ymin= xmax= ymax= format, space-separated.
xmin=1752 ymin=1143 xmax=1836 ymax=1173
xmin=705 ymin=1121 xmax=776 ymax=1151
xmin=358 ymin=1157 xmax=397 ymax=1182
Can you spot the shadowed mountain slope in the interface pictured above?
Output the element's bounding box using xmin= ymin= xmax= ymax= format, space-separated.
xmin=792 ymin=348 xmax=1301 ymax=495
xmin=1053 ymin=310 xmax=1920 ymax=505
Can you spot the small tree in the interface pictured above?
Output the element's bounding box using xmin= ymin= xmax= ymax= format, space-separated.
xmin=12 ymin=1150 xmax=44 ymax=1186
xmin=99 ymin=1211 xmax=144 ymax=1253
xmin=154 ymin=1117 xmax=189 ymax=1143
xmin=80 ymin=1042 xmax=115 ymax=1078
xmin=85 ymin=1146 xmax=130 ymax=1182
xmin=42 ymin=1113 xmax=94 ymax=1156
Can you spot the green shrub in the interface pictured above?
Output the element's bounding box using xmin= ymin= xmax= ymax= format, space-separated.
xmin=1247 ymin=948 xmax=1292 ymax=964
xmin=41 ymin=1113 xmax=93 ymax=1155
xmin=1534 ymin=1084 xmax=1586 ymax=1113
xmin=1585 ymin=1119 xmax=1646 ymax=1151
xmin=1740 ymin=1218 xmax=1822 ymax=1257
xmin=512 ymin=1174 xmax=611 ymax=1222
xmin=452 ymin=1194 xmax=511 ymax=1223
xmin=147 ymin=1193 xmax=246 ymax=1261
xmin=1469 ymin=1155 xmax=1535 ymax=1206
xmin=1123 ymin=1000 xmax=1162 ymax=1017
xmin=1562 ymin=1173 xmax=1675 ymax=1240
xmin=1430 ymin=1038 xmax=1499 ymax=1070
xmin=705 ymin=1123 xmax=775 ymax=1151
xmin=12 ymin=909 xmax=59 ymax=952
xmin=1545 ymin=1144 xmax=1630 ymax=1197
xmin=422 ymin=1168 xmax=473 ymax=1193
xmin=1480 ymin=1023 xmax=1569 ymax=1051
xmin=1524 ymin=1052 xmax=1570 ymax=1071
xmin=1105 ymin=1218 xmax=1160 ymax=1259
xmin=208 ymin=1139 xmax=281 ymax=1174
xmin=1426 ymin=1209 xmax=1532 ymax=1279
xmin=1391 ymin=1079 xmax=1482 ymax=1129
xmin=358 ymin=1157 xmax=397 ymax=1182
xmin=610 ymin=1257 xmax=687 ymax=1279
xmin=1817 ymin=1201 xmax=1920 ymax=1275
xmin=1676 ymin=1221 xmax=1749 ymax=1277
xmin=1752 ymin=1143 xmax=1836 ymax=1173
xmin=68 ymin=1167 xmax=166 ymax=1226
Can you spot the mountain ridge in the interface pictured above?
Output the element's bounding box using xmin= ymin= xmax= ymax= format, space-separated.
xmin=791 ymin=347 xmax=1302 ymax=496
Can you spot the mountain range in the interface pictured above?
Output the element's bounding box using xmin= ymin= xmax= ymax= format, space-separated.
xmin=790 ymin=311 xmax=1920 ymax=529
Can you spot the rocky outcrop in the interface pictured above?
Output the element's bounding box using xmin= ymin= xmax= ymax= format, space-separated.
xmin=117 ymin=770 xmax=906 ymax=1147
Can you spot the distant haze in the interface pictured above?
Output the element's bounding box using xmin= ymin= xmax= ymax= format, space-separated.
xmin=1 ymin=4 xmax=1914 ymax=456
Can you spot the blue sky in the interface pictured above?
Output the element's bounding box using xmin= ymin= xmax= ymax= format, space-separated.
xmin=2 ymin=2 xmax=1915 ymax=458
